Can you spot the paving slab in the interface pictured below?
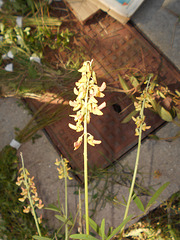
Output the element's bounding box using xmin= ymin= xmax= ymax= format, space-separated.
xmin=132 ymin=0 xmax=180 ymax=70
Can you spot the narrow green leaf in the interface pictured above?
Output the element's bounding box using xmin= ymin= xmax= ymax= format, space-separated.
xmin=149 ymin=99 xmax=158 ymax=112
xmin=132 ymin=193 xmax=145 ymax=212
xmin=70 ymin=234 xmax=98 ymax=240
xmin=100 ymin=218 xmax=106 ymax=240
xmin=174 ymin=106 xmax=180 ymax=120
xmin=129 ymin=76 xmax=139 ymax=88
xmin=118 ymin=74 xmax=130 ymax=92
xmin=45 ymin=204 xmax=61 ymax=213
xmin=107 ymin=227 xmax=113 ymax=237
xmin=121 ymin=110 xmax=138 ymax=123
xmin=147 ymin=182 xmax=170 ymax=208
xmin=106 ymin=215 xmax=132 ymax=240
xmin=55 ymin=215 xmax=73 ymax=225
xmin=118 ymin=74 xmax=135 ymax=101
xmin=148 ymin=134 xmax=160 ymax=140
xmin=157 ymin=104 xmax=173 ymax=122
xmin=158 ymin=91 xmax=166 ymax=99
xmin=32 ymin=236 xmax=52 ymax=240
xmin=122 ymin=195 xmax=127 ymax=205
xmin=88 ymin=217 xmax=101 ymax=236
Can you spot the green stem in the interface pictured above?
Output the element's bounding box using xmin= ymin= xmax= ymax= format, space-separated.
xmin=121 ymin=124 xmax=142 ymax=234
xmin=121 ymin=76 xmax=152 ymax=235
xmin=84 ymin=113 xmax=89 ymax=235
xmin=83 ymin=76 xmax=90 ymax=235
xmin=20 ymin=152 xmax=41 ymax=236
xmin=64 ymin=161 xmax=68 ymax=240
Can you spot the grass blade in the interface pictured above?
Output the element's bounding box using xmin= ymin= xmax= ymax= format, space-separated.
xmin=147 ymin=182 xmax=170 ymax=208
xmin=70 ymin=234 xmax=98 ymax=240
xmin=106 ymin=215 xmax=132 ymax=240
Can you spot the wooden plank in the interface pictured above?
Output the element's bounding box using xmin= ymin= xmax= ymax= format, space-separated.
xmin=89 ymin=0 xmax=110 ymax=12
xmin=108 ymin=8 xmax=129 ymax=24
xmin=65 ymin=0 xmax=99 ymax=22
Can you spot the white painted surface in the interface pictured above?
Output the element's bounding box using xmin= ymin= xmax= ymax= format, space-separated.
xmin=98 ymin=0 xmax=144 ymax=17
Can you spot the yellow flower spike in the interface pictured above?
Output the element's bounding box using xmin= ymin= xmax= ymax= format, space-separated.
xmin=69 ymin=60 xmax=106 ymax=153
xmin=56 ymin=157 xmax=73 ymax=181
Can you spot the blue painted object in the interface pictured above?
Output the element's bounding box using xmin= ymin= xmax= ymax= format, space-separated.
xmin=116 ymin=0 xmax=130 ymax=5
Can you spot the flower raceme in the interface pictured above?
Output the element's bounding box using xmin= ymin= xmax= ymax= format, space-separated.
xmin=16 ymin=167 xmax=44 ymax=218
xmin=68 ymin=61 xmax=106 ymax=150
xmin=55 ymin=157 xmax=73 ymax=180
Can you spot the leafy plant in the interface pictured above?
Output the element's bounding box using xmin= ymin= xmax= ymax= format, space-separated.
xmin=68 ymin=60 xmax=106 ymax=234
xmin=124 ymin=191 xmax=180 ymax=239
xmin=68 ymin=64 xmax=170 ymax=239
xmin=118 ymin=73 xmax=180 ymax=124
xmin=16 ymin=152 xmax=44 ymax=236
xmin=0 ymin=146 xmax=49 ymax=239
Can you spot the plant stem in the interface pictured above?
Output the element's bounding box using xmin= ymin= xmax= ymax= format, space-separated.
xmin=83 ymin=79 xmax=90 ymax=235
xmin=120 ymin=77 xmax=152 ymax=237
xmin=84 ymin=114 xmax=89 ymax=235
xmin=121 ymin=124 xmax=142 ymax=235
xmin=78 ymin=187 xmax=82 ymax=234
xmin=64 ymin=160 xmax=68 ymax=240
xmin=20 ymin=152 xmax=41 ymax=236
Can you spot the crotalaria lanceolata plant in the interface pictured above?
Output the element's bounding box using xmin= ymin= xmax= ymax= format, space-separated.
xmin=69 ymin=60 xmax=106 ymax=150
xmin=16 ymin=152 xmax=44 ymax=236
xmin=69 ymin=60 xmax=106 ymax=234
xmin=55 ymin=157 xmax=72 ymax=240
xmin=132 ymin=76 xmax=152 ymax=136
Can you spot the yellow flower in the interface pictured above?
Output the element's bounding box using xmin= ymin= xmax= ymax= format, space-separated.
xmin=55 ymin=157 xmax=73 ymax=180
xmin=69 ymin=60 xmax=106 ymax=150
xmin=23 ymin=205 xmax=30 ymax=213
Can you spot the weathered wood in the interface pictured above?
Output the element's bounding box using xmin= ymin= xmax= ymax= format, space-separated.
xmin=65 ymin=0 xmax=100 ymax=22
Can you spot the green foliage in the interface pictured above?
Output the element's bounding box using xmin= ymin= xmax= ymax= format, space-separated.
xmin=0 ymin=146 xmax=49 ymax=239
xmin=119 ymin=73 xmax=180 ymax=125
xmin=3 ymin=0 xmax=35 ymax=16
xmin=146 ymin=182 xmax=170 ymax=209
xmin=125 ymin=191 xmax=180 ymax=239
xmin=132 ymin=192 xmax=145 ymax=212
xmin=33 ymin=236 xmax=52 ymax=240
xmin=70 ymin=215 xmax=132 ymax=240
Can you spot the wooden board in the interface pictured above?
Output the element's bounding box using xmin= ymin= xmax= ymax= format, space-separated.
xmin=65 ymin=0 xmax=100 ymax=22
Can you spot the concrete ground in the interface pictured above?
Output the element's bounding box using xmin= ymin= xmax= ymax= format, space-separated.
xmin=132 ymin=0 xmax=180 ymax=70
xmin=0 ymin=0 xmax=180 ymax=234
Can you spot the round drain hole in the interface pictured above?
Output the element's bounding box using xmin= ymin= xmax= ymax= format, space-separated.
xmin=112 ymin=103 xmax=121 ymax=113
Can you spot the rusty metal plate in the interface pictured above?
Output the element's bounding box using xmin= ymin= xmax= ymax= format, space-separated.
xmin=25 ymin=12 xmax=180 ymax=181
